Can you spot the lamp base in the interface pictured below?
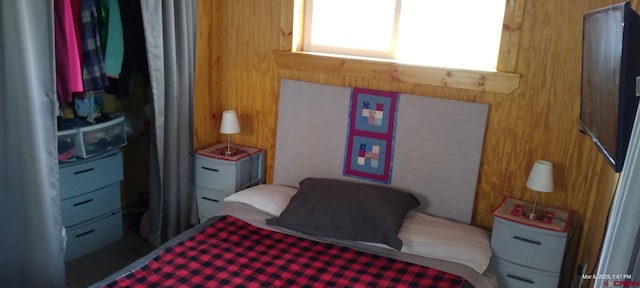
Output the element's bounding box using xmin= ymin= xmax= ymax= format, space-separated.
xmin=214 ymin=147 xmax=240 ymax=156
xmin=223 ymin=148 xmax=239 ymax=156
xmin=521 ymin=207 xmax=547 ymax=220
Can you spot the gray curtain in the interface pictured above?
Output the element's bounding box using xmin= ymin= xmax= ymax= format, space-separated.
xmin=595 ymin=94 xmax=640 ymax=285
xmin=140 ymin=0 xmax=197 ymax=246
xmin=0 ymin=1 xmax=66 ymax=287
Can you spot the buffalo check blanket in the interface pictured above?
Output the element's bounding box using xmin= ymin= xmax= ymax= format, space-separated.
xmin=104 ymin=216 xmax=464 ymax=288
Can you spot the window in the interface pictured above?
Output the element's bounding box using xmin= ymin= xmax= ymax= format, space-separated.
xmin=303 ymin=0 xmax=507 ymax=71
xmin=279 ymin=0 xmax=523 ymax=93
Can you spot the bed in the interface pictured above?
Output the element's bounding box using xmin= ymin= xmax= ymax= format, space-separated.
xmin=91 ymin=185 xmax=497 ymax=288
xmin=90 ymin=79 xmax=496 ymax=287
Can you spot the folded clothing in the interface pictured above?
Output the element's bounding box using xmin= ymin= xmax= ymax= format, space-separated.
xmin=58 ymin=139 xmax=75 ymax=161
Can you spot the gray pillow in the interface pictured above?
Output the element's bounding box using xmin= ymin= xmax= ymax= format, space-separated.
xmin=267 ymin=177 xmax=420 ymax=250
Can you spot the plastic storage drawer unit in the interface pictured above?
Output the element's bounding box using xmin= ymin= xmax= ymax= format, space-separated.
xmin=58 ymin=129 xmax=77 ymax=162
xmin=64 ymin=210 xmax=123 ymax=261
xmin=75 ymin=116 xmax=127 ymax=158
xmin=59 ymin=152 xmax=123 ymax=200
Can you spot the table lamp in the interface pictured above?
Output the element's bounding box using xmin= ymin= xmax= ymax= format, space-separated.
xmin=521 ymin=160 xmax=554 ymax=220
xmin=220 ymin=110 xmax=240 ymax=156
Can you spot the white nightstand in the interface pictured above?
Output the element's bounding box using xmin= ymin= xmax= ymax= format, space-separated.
xmin=490 ymin=197 xmax=571 ymax=288
xmin=194 ymin=143 xmax=264 ymax=223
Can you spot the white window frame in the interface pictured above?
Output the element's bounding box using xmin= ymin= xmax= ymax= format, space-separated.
xmin=302 ymin=0 xmax=508 ymax=72
xmin=278 ymin=0 xmax=524 ymax=94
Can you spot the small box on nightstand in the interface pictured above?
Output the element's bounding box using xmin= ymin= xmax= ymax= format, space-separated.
xmin=194 ymin=143 xmax=265 ymax=223
xmin=490 ymin=196 xmax=572 ymax=288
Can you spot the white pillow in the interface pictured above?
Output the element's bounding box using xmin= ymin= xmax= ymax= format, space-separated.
xmin=224 ymin=184 xmax=298 ymax=216
xmin=226 ymin=184 xmax=491 ymax=273
xmin=398 ymin=211 xmax=491 ymax=273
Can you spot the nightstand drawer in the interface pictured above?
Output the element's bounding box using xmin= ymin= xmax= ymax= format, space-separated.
xmin=491 ymin=217 xmax=567 ymax=272
xmin=194 ymin=157 xmax=236 ymax=192
xmin=491 ymin=257 xmax=559 ymax=288
xmin=59 ymin=152 xmax=123 ymax=199
xmin=195 ymin=187 xmax=230 ymax=220
xmin=61 ymin=183 xmax=121 ymax=227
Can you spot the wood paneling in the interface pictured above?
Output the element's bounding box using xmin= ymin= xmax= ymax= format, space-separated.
xmin=195 ymin=0 xmax=282 ymax=179
xmin=274 ymin=51 xmax=521 ymax=93
xmin=194 ymin=0 xmax=221 ymax=148
xmin=194 ymin=1 xmax=628 ymax=287
xmin=497 ymin=0 xmax=526 ymax=72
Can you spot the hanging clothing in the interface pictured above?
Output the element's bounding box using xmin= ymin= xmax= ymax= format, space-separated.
xmin=115 ymin=0 xmax=148 ymax=99
xmin=80 ymin=0 xmax=108 ymax=99
xmin=54 ymin=0 xmax=84 ymax=103
xmin=98 ymin=0 xmax=110 ymax=54
xmin=104 ymin=0 xmax=124 ymax=78
xmin=78 ymin=0 xmax=108 ymax=116
xmin=70 ymin=0 xmax=83 ymax=66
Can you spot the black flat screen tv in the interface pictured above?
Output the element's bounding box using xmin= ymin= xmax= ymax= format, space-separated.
xmin=580 ymin=2 xmax=640 ymax=172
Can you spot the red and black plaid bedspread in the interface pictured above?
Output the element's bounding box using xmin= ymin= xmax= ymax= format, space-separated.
xmin=105 ymin=216 xmax=464 ymax=288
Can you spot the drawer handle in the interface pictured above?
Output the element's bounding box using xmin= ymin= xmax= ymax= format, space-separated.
xmin=75 ymin=229 xmax=96 ymax=238
xmin=507 ymin=274 xmax=535 ymax=284
xmin=73 ymin=199 xmax=94 ymax=207
xmin=201 ymin=196 xmax=220 ymax=203
xmin=73 ymin=168 xmax=95 ymax=175
xmin=201 ymin=166 xmax=219 ymax=172
xmin=513 ymin=236 xmax=542 ymax=245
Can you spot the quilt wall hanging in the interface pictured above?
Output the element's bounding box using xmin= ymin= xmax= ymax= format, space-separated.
xmin=343 ymin=87 xmax=399 ymax=184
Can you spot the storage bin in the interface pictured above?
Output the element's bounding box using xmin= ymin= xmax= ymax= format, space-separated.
xmin=64 ymin=210 xmax=123 ymax=261
xmin=57 ymin=129 xmax=77 ymax=162
xmin=491 ymin=217 xmax=566 ymax=273
xmin=195 ymin=186 xmax=229 ymax=222
xmin=59 ymin=152 xmax=123 ymax=199
xmin=491 ymin=257 xmax=560 ymax=288
xmin=60 ymin=182 xmax=121 ymax=227
xmin=75 ymin=116 xmax=127 ymax=158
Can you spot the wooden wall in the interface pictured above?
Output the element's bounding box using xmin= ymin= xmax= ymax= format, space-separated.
xmin=194 ymin=1 xmax=634 ymax=286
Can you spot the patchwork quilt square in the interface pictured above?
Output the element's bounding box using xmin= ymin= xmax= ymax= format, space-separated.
xmin=344 ymin=88 xmax=399 ymax=184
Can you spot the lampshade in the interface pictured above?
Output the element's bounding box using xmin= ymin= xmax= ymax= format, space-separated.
xmin=526 ymin=160 xmax=554 ymax=193
xmin=220 ymin=110 xmax=240 ymax=134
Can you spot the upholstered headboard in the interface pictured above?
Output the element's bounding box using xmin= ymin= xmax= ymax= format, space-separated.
xmin=273 ymin=79 xmax=488 ymax=223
